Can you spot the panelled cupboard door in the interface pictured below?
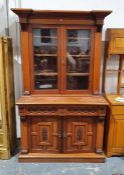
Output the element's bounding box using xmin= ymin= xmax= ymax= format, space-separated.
xmin=29 ymin=116 xmax=97 ymax=154
xmin=63 ymin=117 xmax=96 ymax=153
xmin=29 ymin=117 xmax=61 ymax=153
xmin=29 ymin=25 xmax=95 ymax=94
xmin=112 ymin=118 xmax=124 ymax=153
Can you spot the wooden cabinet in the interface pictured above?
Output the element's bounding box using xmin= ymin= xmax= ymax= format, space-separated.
xmin=12 ymin=9 xmax=111 ymax=162
xmin=105 ymin=95 xmax=124 ymax=156
xmin=103 ymin=29 xmax=124 ymax=156
xmin=0 ymin=37 xmax=16 ymax=159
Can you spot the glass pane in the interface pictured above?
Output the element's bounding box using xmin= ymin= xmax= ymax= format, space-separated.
xmin=35 ymin=75 xmax=57 ymax=89
xmin=33 ymin=28 xmax=58 ymax=90
xmin=106 ymin=55 xmax=124 ymax=94
xmin=67 ymin=76 xmax=89 ymax=90
xmin=66 ymin=29 xmax=91 ymax=90
xmin=105 ymin=55 xmax=119 ymax=94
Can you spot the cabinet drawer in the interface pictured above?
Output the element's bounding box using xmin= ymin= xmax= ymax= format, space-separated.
xmin=113 ymin=115 xmax=124 ymax=119
xmin=19 ymin=105 xmax=106 ymax=117
xmin=112 ymin=106 xmax=124 ymax=115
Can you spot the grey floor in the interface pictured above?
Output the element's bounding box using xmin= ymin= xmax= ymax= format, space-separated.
xmin=0 ymin=155 xmax=124 ymax=175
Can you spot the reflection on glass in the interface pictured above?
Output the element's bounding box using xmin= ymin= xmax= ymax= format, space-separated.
xmin=66 ymin=29 xmax=91 ymax=90
xmin=67 ymin=76 xmax=89 ymax=90
xmin=33 ymin=28 xmax=58 ymax=90
xmin=35 ymin=76 xmax=57 ymax=90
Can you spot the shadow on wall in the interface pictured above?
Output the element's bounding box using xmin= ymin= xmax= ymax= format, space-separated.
xmin=0 ymin=3 xmax=6 ymax=36
xmin=8 ymin=13 xmax=22 ymax=138
xmin=9 ymin=21 xmax=23 ymax=100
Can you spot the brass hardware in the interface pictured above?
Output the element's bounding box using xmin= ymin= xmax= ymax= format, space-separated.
xmin=24 ymin=91 xmax=30 ymax=95
xmin=20 ymin=116 xmax=27 ymax=122
xmin=63 ymin=133 xmax=67 ymax=138
xmin=57 ymin=131 xmax=62 ymax=138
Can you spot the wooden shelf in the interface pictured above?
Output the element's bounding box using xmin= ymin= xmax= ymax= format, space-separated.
xmin=106 ymin=69 xmax=124 ymax=73
xmin=67 ymin=73 xmax=89 ymax=76
xmin=35 ymin=72 xmax=58 ymax=76
xmin=34 ymin=54 xmax=57 ymax=57
xmin=67 ymin=54 xmax=90 ymax=58
xmin=67 ymin=37 xmax=90 ymax=40
xmin=33 ymin=36 xmax=57 ymax=39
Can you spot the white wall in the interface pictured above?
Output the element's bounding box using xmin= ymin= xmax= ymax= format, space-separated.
xmin=20 ymin=0 xmax=124 ymax=40
xmin=0 ymin=0 xmax=22 ymax=137
xmin=1 ymin=0 xmax=124 ymax=137
xmin=0 ymin=0 xmax=8 ymax=36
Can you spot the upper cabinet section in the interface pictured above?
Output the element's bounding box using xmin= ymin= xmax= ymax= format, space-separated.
xmin=11 ymin=9 xmax=112 ymax=95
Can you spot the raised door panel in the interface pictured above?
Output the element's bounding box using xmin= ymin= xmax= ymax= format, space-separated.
xmin=108 ymin=29 xmax=124 ymax=54
xmin=63 ymin=117 xmax=96 ymax=153
xmin=112 ymin=119 xmax=124 ymax=153
xmin=29 ymin=117 xmax=61 ymax=153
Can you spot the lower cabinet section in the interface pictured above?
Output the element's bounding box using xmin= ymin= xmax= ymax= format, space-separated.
xmin=18 ymin=104 xmax=107 ymax=162
xmin=29 ymin=116 xmax=96 ymax=154
xmin=105 ymin=95 xmax=124 ymax=157
xmin=106 ymin=114 xmax=124 ymax=156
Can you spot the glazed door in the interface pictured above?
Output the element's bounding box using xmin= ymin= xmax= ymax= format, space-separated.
xmin=30 ymin=26 xmax=62 ymax=94
xmin=29 ymin=25 xmax=95 ymax=94
xmin=30 ymin=117 xmax=61 ymax=153
xmin=63 ymin=27 xmax=95 ymax=94
xmin=63 ymin=117 xmax=96 ymax=153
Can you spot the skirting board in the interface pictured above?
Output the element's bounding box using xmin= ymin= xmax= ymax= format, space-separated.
xmin=19 ymin=153 xmax=106 ymax=163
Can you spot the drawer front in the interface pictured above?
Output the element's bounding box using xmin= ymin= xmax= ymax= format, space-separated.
xmin=112 ymin=106 xmax=124 ymax=115
xmin=19 ymin=105 xmax=107 ymax=117
xmin=113 ymin=115 xmax=124 ymax=120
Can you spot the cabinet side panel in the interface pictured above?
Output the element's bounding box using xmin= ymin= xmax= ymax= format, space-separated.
xmin=93 ymin=32 xmax=101 ymax=94
xmin=21 ymin=26 xmax=31 ymax=95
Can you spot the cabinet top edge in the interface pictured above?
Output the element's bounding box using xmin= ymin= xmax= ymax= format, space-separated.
xmin=11 ymin=8 xmax=112 ymax=18
xmin=106 ymin=94 xmax=124 ymax=106
xmin=16 ymin=95 xmax=108 ymax=105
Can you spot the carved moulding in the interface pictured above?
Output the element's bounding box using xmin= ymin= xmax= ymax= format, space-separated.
xmin=18 ymin=105 xmax=106 ymax=117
